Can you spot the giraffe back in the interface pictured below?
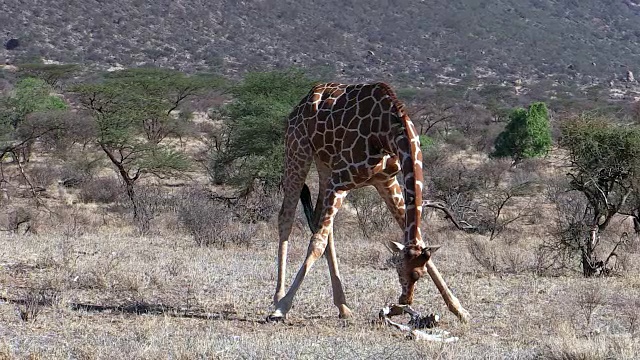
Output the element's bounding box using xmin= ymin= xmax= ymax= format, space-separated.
xmin=287 ymin=83 xmax=409 ymax=176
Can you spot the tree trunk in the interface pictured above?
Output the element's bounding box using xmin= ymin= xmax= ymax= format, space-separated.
xmin=98 ymin=143 xmax=143 ymax=223
xmin=123 ymin=179 xmax=138 ymax=219
xmin=581 ymin=226 xmax=600 ymax=277
xmin=633 ymin=210 xmax=640 ymax=235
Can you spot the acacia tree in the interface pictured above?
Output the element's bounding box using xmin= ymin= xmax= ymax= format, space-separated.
xmin=210 ymin=70 xmax=315 ymax=190
xmin=0 ymin=77 xmax=68 ymax=163
xmin=553 ymin=115 xmax=640 ymax=276
xmin=72 ymin=68 xmax=223 ymax=223
xmin=492 ymin=102 xmax=552 ymax=163
xmin=16 ymin=63 xmax=79 ymax=88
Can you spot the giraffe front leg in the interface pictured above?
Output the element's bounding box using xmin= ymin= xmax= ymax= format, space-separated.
xmin=425 ymin=259 xmax=471 ymax=323
xmin=374 ymin=177 xmax=471 ymax=323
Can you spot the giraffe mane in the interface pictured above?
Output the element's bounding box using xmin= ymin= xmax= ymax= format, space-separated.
xmin=376 ymin=82 xmax=408 ymax=118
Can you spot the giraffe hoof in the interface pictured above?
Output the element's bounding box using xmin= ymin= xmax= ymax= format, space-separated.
xmin=457 ymin=309 xmax=471 ymax=324
xmin=266 ymin=309 xmax=286 ymax=323
xmin=338 ymin=305 xmax=353 ymax=319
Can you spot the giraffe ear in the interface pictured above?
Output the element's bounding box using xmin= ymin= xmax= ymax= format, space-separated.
xmin=388 ymin=241 xmax=405 ymax=252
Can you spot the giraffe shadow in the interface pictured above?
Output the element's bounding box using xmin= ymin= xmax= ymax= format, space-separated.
xmin=2 ymin=295 xmax=356 ymax=326
xmin=1 ymin=295 xmax=255 ymax=323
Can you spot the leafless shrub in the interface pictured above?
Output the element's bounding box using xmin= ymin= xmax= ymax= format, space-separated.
xmin=222 ymin=221 xmax=257 ymax=249
xmin=235 ymin=183 xmax=281 ymax=223
xmin=58 ymin=154 xmax=103 ymax=188
xmin=132 ymin=185 xmax=175 ymax=235
xmin=78 ymin=252 xmax=123 ymax=290
xmin=164 ymin=258 xmax=183 ymax=278
xmin=540 ymin=181 xmax=589 ymax=274
xmin=28 ymin=165 xmax=60 ymax=188
xmin=475 ymin=158 xmax=512 ymax=188
xmin=427 ymin=157 xmax=484 ymax=229
xmin=177 ymin=187 xmax=255 ymax=248
xmin=517 ymin=157 xmax=547 ymax=175
xmin=16 ymin=287 xmax=59 ymax=322
xmin=467 ymin=238 xmax=499 ymax=272
xmin=474 ymin=122 xmax=504 ymax=153
xmin=59 ymin=207 xmax=92 ymax=239
xmin=348 ymin=187 xmax=393 ymax=240
xmin=8 ymin=207 xmax=35 ymax=235
xmin=480 ymin=183 xmax=536 ymax=241
xmin=78 ymin=177 xmax=122 ymax=204
xmin=443 ymin=130 xmax=472 ymax=150
xmin=429 ymin=160 xmax=483 ymax=198
xmin=576 ymin=284 xmax=604 ymax=327
xmin=474 ymin=162 xmax=538 ymax=241
xmin=468 ymin=236 xmax=534 ymax=274
xmin=623 ymin=298 xmax=640 ymax=336
xmin=443 ymin=192 xmax=481 ymax=230
xmin=502 ymin=246 xmax=529 ymax=273
xmin=542 ymin=178 xmax=628 ymax=277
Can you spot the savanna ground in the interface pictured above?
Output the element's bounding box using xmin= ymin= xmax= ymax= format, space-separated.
xmin=1 ymin=154 xmax=639 ymax=359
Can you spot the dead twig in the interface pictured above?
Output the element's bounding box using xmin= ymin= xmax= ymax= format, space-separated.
xmin=423 ymin=199 xmax=475 ymax=231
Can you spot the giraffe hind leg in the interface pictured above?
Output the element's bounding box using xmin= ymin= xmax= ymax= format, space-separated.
xmin=315 ymin=165 xmax=351 ymax=318
xmin=269 ymin=187 xmax=348 ymax=321
xmin=325 ymin=225 xmax=352 ymax=318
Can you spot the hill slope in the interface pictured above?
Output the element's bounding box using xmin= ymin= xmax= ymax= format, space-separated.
xmin=2 ymin=0 xmax=640 ymax=85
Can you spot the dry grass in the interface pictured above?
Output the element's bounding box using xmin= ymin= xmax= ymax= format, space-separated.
xmin=1 ymin=147 xmax=639 ymax=358
xmin=1 ymin=218 xmax=638 ymax=359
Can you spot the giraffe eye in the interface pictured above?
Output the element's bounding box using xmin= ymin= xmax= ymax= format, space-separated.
xmin=411 ymin=271 xmax=420 ymax=280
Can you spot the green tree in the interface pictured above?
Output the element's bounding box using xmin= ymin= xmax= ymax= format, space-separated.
xmin=16 ymin=63 xmax=79 ymax=87
xmin=549 ymin=115 xmax=640 ymax=276
xmin=211 ymin=70 xmax=315 ymax=190
xmin=72 ymin=68 xmax=223 ymax=225
xmin=492 ymin=102 xmax=552 ymax=162
xmin=0 ymin=78 xmax=68 ymax=162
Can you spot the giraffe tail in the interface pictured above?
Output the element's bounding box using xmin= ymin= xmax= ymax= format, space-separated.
xmin=300 ymin=184 xmax=318 ymax=234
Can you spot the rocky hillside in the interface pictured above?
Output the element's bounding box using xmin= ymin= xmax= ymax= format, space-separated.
xmin=2 ymin=0 xmax=640 ymax=86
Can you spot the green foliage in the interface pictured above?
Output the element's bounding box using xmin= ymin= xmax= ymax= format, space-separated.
xmin=16 ymin=63 xmax=79 ymax=87
xmin=418 ymin=134 xmax=435 ymax=152
xmin=560 ymin=116 xmax=640 ymax=184
xmin=215 ymin=70 xmax=316 ymax=189
xmin=555 ymin=115 xmax=640 ymax=276
xmin=8 ymin=78 xmax=67 ymax=123
xmin=72 ymin=67 xmax=222 ymax=219
xmin=492 ymin=102 xmax=552 ymax=161
xmin=72 ymin=67 xmax=219 ymax=179
xmin=0 ymin=78 xmax=69 ymax=159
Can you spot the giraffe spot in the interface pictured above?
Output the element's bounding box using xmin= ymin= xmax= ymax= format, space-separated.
xmin=358 ymin=97 xmax=375 ymax=117
xmin=325 ymin=144 xmax=336 ymax=155
xmin=333 ymin=92 xmax=347 ymax=108
xmin=357 ymin=86 xmax=373 ymax=100
xmin=343 ymin=130 xmax=358 ymax=146
xmin=371 ymin=115 xmax=381 ymax=132
xmin=342 ymin=106 xmax=357 ymax=123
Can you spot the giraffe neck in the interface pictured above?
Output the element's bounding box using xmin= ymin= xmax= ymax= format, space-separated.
xmin=392 ymin=115 xmax=424 ymax=248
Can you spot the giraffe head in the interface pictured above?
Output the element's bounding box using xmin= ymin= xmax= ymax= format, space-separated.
xmin=388 ymin=241 xmax=441 ymax=304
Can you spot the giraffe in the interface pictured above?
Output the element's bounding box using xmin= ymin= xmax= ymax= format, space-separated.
xmin=268 ymin=82 xmax=470 ymax=323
